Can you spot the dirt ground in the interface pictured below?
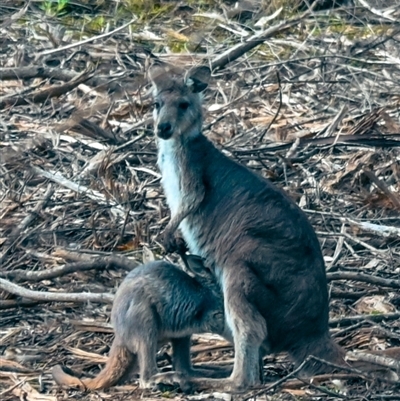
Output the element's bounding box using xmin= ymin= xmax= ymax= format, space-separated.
xmin=1 ymin=1 xmax=400 ymax=400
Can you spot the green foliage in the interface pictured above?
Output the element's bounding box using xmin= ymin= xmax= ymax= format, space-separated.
xmin=121 ymin=0 xmax=173 ymax=21
xmin=40 ymin=0 xmax=69 ymax=17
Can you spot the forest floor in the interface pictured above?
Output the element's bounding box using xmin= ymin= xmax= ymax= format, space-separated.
xmin=1 ymin=1 xmax=400 ymax=400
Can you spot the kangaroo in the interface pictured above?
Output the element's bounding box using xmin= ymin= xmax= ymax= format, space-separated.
xmin=149 ymin=64 xmax=347 ymax=392
xmin=52 ymin=257 xmax=229 ymax=391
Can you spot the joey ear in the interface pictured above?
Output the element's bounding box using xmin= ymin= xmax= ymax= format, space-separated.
xmin=184 ymin=254 xmax=206 ymax=273
xmin=184 ymin=66 xmax=211 ymax=93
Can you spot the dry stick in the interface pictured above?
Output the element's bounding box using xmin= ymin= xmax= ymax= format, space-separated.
xmin=0 ymin=69 xmax=95 ymax=109
xmin=0 ymin=278 xmax=113 ymax=304
xmin=0 ymin=66 xmax=120 ymax=92
xmin=259 ymin=71 xmax=282 ymax=143
xmin=233 ymin=133 xmax=400 ymax=155
xmin=0 ymin=1 xmax=30 ymax=29
xmin=0 ymin=255 xmax=137 ymax=282
xmin=210 ymin=8 xmax=314 ymax=71
xmin=0 ymin=299 xmax=46 ymax=310
xmin=330 ymin=312 xmax=400 ymax=328
xmin=10 ymin=184 xmax=54 ymax=240
xmin=0 ymin=185 xmax=54 ymax=266
xmin=242 ymin=354 xmax=367 ymax=401
xmin=242 ymin=357 xmax=312 ymax=401
xmin=330 ymin=289 xmax=381 ymax=300
xmin=31 ymin=166 xmax=126 ymax=218
xmin=36 ymin=18 xmax=137 ymax=57
xmin=356 ymin=0 xmax=396 ymax=22
xmin=327 ymin=272 xmax=400 ymax=289
xmin=363 ymin=168 xmax=400 ymax=210
xmin=347 ymin=351 xmax=400 ymax=371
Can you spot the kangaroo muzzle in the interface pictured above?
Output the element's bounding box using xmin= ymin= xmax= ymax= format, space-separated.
xmin=157 ymin=122 xmax=173 ymax=140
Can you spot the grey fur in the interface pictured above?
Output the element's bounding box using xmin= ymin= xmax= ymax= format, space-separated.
xmin=150 ymin=64 xmax=346 ymax=392
xmin=52 ymin=258 xmax=229 ymax=390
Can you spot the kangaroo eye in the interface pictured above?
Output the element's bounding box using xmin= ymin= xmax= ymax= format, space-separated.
xmin=179 ymin=102 xmax=189 ymax=111
xmin=153 ymin=102 xmax=160 ymax=110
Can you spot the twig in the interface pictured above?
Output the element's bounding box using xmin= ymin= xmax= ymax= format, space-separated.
xmin=0 ymin=185 xmax=54 ymax=266
xmin=36 ymin=18 xmax=137 ymax=57
xmin=31 ymin=166 xmax=126 ymax=218
xmin=356 ymin=0 xmax=396 ymax=22
xmin=330 ymin=313 xmax=400 ymax=328
xmin=210 ymin=8 xmax=315 ymax=71
xmin=342 ymin=218 xmax=400 ymax=238
xmin=0 ymin=277 xmax=114 ymax=304
xmin=363 ymin=169 xmax=400 ymax=210
xmin=0 ymin=69 xmax=95 ymax=109
xmin=0 ymin=1 xmax=30 ymax=29
xmin=0 ymin=255 xmax=137 ymax=282
xmin=259 ymin=71 xmax=282 ymax=143
xmin=233 ymin=133 xmax=400 ymax=154
xmin=347 ymin=351 xmax=400 ymax=371
xmin=242 ymin=357 xmax=313 ymax=401
xmin=10 ymin=184 xmax=54 ymax=239
xmin=0 ymin=66 xmax=120 ymax=92
xmin=0 ymin=299 xmax=46 ymax=310
xmin=327 ymin=271 xmax=400 ymax=289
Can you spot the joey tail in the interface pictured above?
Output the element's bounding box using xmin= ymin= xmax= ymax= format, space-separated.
xmin=52 ymin=341 xmax=136 ymax=390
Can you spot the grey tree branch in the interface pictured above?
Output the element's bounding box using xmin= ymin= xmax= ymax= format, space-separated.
xmin=0 ymin=278 xmax=114 ymax=304
xmin=0 ymin=255 xmax=137 ymax=282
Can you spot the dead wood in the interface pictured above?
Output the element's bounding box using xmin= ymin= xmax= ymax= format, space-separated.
xmin=0 ymin=277 xmax=114 ymax=304
xmin=211 ymin=8 xmax=315 ymax=71
xmin=0 ymin=255 xmax=136 ymax=282
xmin=0 ymin=69 xmax=95 ymax=109
xmin=327 ymin=272 xmax=400 ymax=289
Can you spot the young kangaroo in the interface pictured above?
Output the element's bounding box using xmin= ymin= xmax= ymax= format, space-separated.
xmin=52 ymin=257 xmax=229 ymax=391
xmin=150 ymin=64 xmax=347 ymax=392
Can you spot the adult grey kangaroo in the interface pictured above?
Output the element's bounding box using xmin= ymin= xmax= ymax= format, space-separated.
xmin=150 ymin=64 xmax=345 ymax=392
xmin=52 ymin=257 xmax=228 ymax=391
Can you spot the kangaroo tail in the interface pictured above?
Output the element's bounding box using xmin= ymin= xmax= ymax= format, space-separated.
xmin=52 ymin=341 xmax=136 ymax=390
xmin=290 ymin=334 xmax=346 ymax=376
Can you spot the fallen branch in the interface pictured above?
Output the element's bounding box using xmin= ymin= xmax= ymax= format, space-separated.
xmin=36 ymin=18 xmax=137 ymax=57
xmin=0 ymin=277 xmax=114 ymax=304
xmin=327 ymin=271 xmax=400 ymax=289
xmin=31 ymin=166 xmax=126 ymax=218
xmin=0 ymin=358 xmax=34 ymax=374
xmin=347 ymin=351 xmax=400 ymax=371
xmin=0 ymin=299 xmax=46 ymax=310
xmin=0 ymin=69 xmax=94 ymax=110
xmin=0 ymin=255 xmax=137 ymax=282
xmin=211 ymin=7 xmax=314 ymax=70
xmin=0 ymin=66 xmax=120 ymax=92
xmin=330 ymin=312 xmax=400 ymax=328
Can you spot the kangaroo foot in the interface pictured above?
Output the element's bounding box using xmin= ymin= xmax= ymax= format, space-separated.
xmin=150 ymin=371 xmax=192 ymax=393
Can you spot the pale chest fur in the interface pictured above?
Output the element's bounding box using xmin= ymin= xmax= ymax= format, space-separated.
xmin=157 ymin=139 xmax=203 ymax=257
xmin=157 ymin=140 xmax=182 ymax=217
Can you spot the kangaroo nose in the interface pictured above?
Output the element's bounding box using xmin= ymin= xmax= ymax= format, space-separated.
xmin=157 ymin=122 xmax=173 ymax=139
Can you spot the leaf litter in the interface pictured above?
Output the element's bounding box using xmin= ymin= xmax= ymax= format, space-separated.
xmin=1 ymin=0 xmax=400 ymax=400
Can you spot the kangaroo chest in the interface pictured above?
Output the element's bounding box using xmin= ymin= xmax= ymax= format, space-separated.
xmin=157 ymin=140 xmax=181 ymax=217
xmin=157 ymin=140 xmax=204 ymax=257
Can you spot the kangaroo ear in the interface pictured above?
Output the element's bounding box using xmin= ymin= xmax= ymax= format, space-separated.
xmin=148 ymin=65 xmax=166 ymax=88
xmin=184 ymin=66 xmax=211 ymax=93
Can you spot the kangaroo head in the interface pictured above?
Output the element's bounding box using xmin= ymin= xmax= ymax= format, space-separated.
xmin=149 ymin=64 xmax=211 ymax=140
